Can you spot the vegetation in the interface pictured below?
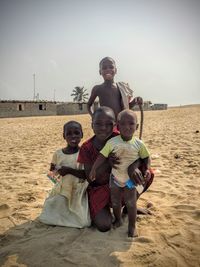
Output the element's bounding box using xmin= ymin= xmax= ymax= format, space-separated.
xmin=71 ymin=86 xmax=89 ymax=102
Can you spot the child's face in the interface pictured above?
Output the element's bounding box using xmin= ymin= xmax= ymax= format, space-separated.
xmin=99 ymin=59 xmax=117 ymax=81
xmin=63 ymin=123 xmax=83 ymax=147
xmin=92 ymin=112 xmax=115 ymax=141
xmin=118 ymin=113 xmax=138 ymax=141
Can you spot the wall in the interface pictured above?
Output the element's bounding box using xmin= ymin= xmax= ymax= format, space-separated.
xmin=56 ymin=102 xmax=87 ymax=115
xmin=0 ymin=101 xmax=57 ymax=118
xmin=56 ymin=102 xmax=99 ymax=115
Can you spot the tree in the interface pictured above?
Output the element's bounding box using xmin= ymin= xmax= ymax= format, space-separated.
xmin=71 ymin=86 xmax=89 ymax=102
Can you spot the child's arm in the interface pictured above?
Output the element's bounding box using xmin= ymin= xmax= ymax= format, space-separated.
xmin=140 ymin=157 xmax=151 ymax=179
xmin=50 ymin=163 xmax=56 ymax=171
xmin=128 ymin=157 xmax=151 ymax=185
xmin=89 ymin=154 xmax=107 ymax=181
xmin=87 ymin=86 xmax=98 ymax=117
xmin=57 ymin=167 xmax=86 ymax=180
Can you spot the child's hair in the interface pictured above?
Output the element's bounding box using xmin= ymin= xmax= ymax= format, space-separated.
xmin=117 ymin=109 xmax=138 ymax=123
xmin=63 ymin=121 xmax=83 ymax=136
xmin=92 ymin=106 xmax=116 ymax=122
xmin=99 ymin=57 xmax=116 ymax=69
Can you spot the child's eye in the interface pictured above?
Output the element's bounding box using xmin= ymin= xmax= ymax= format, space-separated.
xmin=102 ymin=65 xmax=114 ymax=70
xmin=74 ymin=130 xmax=82 ymax=135
xmin=94 ymin=122 xmax=113 ymax=127
xmin=66 ymin=130 xmax=81 ymax=136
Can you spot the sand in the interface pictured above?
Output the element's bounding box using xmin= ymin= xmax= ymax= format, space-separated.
xmin=0 ymin=105 xmax=200 ymax=267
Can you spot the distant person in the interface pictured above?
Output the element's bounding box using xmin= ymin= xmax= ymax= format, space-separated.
xmin=39 ymin=121 xmax=91 ymax=228
xmin=89 ymin=109 xmax=151 ymax=237
xmin=87 ymin=57 xmax=143 ymax=120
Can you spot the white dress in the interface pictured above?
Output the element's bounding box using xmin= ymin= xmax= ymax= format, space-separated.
xmin=39 ymin=150 xmax=91 ymax=228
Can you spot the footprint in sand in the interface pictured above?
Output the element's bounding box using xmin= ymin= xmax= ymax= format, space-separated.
xmin=173 ymin=204 xmax=196 ymax=210
xmin=193 ymin=210 xmax=200 ymax=220
xmin=0 ymin=204 xmax=10 ymax=218
xmin=0 ymin=204 xmax=9 ymax=210
xmin=18 ymin=193 xmax=36 ymax=203
xmin=133 ymin=236 xmax=154 ymax=243
xmin=148 ymin=189 xmax=166 ymax=198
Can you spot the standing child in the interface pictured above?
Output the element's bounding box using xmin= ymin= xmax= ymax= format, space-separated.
xmin=87 ymin=57 xmax=143 ymax=119
xmin=89 ymin=109 xmax=151 ymax=237
xmin=39 ymin=121 xmax=91 ymax=228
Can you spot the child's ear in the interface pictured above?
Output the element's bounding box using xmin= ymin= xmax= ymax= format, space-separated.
xmin=63 ymin=132 xmax=65 ymax=139
xmin=99 ymin=70 xmax=102 ymax=75
xmin=136 ymin=123 xmax=139 ymax=130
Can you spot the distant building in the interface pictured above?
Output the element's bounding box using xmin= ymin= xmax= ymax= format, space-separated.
xmin=0 ymin=100 xmax=99 ymax=118
xmin=133 ymin=101 xmax=167 ymax=111
xmin=0 ymin=100 xmax=167 ymax=118
xmin=0 ymin=100 xmax=57 ymax=118
xmin=151 ymin=103 xmax=168 ymax=110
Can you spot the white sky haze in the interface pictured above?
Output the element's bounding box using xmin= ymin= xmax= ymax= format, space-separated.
xmin=0 ymin=0 xmax=200 ymax=106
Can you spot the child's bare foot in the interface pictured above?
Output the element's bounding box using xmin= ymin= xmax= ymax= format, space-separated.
xmin=137 ymin=207 xmax=152 ymax=215
xmin=128 ymin=227 xmax=138 ymax=238
xmin=113 ymin=219 xmax=122 ymax=228
xmin=122 ymin=206 xmax=152 ymax=216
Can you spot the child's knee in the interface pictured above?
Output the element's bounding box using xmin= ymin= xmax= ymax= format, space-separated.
xmin=95 ymin=221 xmax=111 ymax=232
xmin=125 ymin=198 xmax=136 ymax=209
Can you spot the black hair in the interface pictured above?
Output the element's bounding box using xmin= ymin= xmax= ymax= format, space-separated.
xmin=63 ymin=120 xmax=83 ymax=136
xmin=92 ymin=106 xmax=116 ymax=122
xmin=99 ymin=57 xmax=116 ymax=68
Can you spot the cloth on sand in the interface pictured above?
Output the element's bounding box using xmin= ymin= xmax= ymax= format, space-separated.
xmin=39 ymin=150 xmax=91 ymax=228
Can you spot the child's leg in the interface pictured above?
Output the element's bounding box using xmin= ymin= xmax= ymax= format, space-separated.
xmin=110 ymin=178 xmax=123 ymax=228
xmin=93 ymin=206 xmax=112 ymax=232
xmin=124 ymin=187 xmax=137 ymax=237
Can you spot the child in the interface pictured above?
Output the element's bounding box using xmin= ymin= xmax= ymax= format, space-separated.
xmin=87 ymin=57 xmax=143 ymax=119
xmin=77 ymin=106 xmax=118 ymax=232
xmin=89 ymin=109 xmax=151 ymax=237
xmin=39 ymin=121 xmax=91 ymax=228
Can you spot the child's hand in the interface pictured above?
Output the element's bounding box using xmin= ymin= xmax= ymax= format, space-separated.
xmin=108 ymin=152 xmax=120 ymax=169
xmin=89 ymin=169 xmax=96 ymax=182
xmin=133 ymin=97 xmax=143 ymax=106
xmin=144 ymin=169 xmax=151 ymax=181
xmin=130 ymin=168 xmax=144 ymax=185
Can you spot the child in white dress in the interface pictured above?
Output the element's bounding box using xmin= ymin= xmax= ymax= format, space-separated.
xmin=39 ymin=121 xmax=91 ymax=228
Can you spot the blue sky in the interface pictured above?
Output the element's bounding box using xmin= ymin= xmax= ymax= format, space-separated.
xmin=0 ymin=0 xmax=199 ymax=106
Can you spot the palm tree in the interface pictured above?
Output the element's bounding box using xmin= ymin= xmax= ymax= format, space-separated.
xmin=71 ymin=86 xmax=89 ymax=102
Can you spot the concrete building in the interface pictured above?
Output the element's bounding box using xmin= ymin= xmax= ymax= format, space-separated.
xmin=0 ymin=100 xmax=100 ymax=118
xmin=0 ymin=100 xmax=57 ymax=118
xmin=151 ymin=103 xmax=168 ymax=110
xmin=57 ymin=102 xmax=88 ymax=115
xmin=0 ymin=100 xmax=167 ymax=118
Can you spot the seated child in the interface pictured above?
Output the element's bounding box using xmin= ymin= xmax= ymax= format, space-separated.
xmin=89 ymin=109 xmax=151 ymax=237
xmin=77 ymin=106 xmax=117 ymax=232
xmin=39 ymin=121 xmax=91 ymax=228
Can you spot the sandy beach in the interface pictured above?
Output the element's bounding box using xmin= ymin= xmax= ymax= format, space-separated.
xmin=0 ymin=105 xmax=200 ymax=267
